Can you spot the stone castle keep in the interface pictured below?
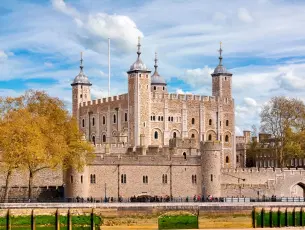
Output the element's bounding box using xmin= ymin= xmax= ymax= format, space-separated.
xmin=1 ymin=40 xmax=305 ymax=200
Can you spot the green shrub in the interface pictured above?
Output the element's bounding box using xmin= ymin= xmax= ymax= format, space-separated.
xmin=158 ymin=215 xmax=198 ymax=229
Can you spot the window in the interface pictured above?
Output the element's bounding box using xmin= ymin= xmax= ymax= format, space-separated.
xmin=92 ymin=136 xmax=96 ymax=145
xmin=90 ymin=174 xmax=96 ymax=184
xmin=102 ymin=135 xmax=106 ymax=143
xmin=226 ymin=156 xmax=230 ymax=163
xmin=163 ymin=87 xmax=165 ymax=90
xmin=139 ymin=74 xmax=141 ymax=77
xmin=192 ymin=175 xmax=197 ymax=184
xmin=226 ymin=120 xmax=229 ymax=126
xmin=173 ymin=132 xmax=177 ymax=138
xmin=168 ymin=117 xmax=170 ymax=121
xmin=103 ymin=116 xmax=106 ymax=125
xmin=113 ymin=114 xmax=116 ymax=123
xmin=154 ymin=86 xmax=156 ymax=90
xmin=171 ymin=117 xmax=173 ymax=122
xmin=211 ymin=174 xmax=213 ymax=182
xmin=158 ymin=116 xmax=160 ymax=121
xmin=154 ymin=131 xmax=158 ymax=139
xmin=225 ymin=135 xmax=229 ymax=142
xmin=161 ymin=116 xmax=163 ymax=121
xmin=209 ymin=119 xmax=212 ymax=125
xmin=208 ymin=134 xmax=212 ymax=141
xmin=153 ymin=116 xmax=155 ymax=121
xmin=125 ymin=113 xmax=128 ymax=122
xmin=162 ymin=174 xmax=168 ymax=184
xmin=70 ymin=176 xmax=73 ymax=183
xmin=225 ymin=77 xmax=227 ymax=80
xmin=121 ymin=174 xmax=126 ymax=184
xmin=82 ymin=119 xmax=85 ymax=127
xmin=192 ymin=118 xmax=195 ymax=125
xmin=236 ymin=155 xmax=239 ymax=163
xmin=92 ymin=117 xmax=95 ymax=126
xmin=80 ymin=94 xmax=82 ymax=98
xmin=81 ymin=175 xmax=83 ymax=184
xmin=191 ymin=134 xmax=195 ymax=138
xmin=220 ymin=121 xmax=221 ymax=126
xmin=143 ymin=175 xmax=148 ymax=184
xmin=183 ymin=152 xmax=186 ymax=160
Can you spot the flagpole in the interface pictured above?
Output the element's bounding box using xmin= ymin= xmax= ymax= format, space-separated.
xmin=108 ymin=38 xmax=110 ymax=97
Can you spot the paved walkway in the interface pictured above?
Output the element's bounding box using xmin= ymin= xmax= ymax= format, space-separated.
xmin=0 ymin=202 xmax=305 ymax=208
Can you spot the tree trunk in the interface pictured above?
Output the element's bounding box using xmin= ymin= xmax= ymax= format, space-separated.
xmin=2 ymin=170 xmax=12 ymax=203
xmin=28 ymin=170 xmax=34 ymax=201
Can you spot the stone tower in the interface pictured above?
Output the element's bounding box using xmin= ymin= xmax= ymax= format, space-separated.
xmin=127 ymin=38 xmax=151 ymax=147
xmin=211 ymin=42 xmax=233 ymax=98
xmin=71 ymin=52 xmax=92 ymax=123
xmin=201 ymin=141 xmax=222 ymax=198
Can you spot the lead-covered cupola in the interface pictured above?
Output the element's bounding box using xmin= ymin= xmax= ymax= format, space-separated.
xmin=151 ymin=52 xmax=167 ymax=92
xmin=128 ymin=37 xmax=150 ymax=73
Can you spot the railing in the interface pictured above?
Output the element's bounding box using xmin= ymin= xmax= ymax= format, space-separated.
xmin=2 ymin=196 xmax=305 ymax=203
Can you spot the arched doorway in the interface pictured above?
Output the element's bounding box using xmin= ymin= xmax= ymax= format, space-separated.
xmin=291 ymin=183 xmax=305 ymax=197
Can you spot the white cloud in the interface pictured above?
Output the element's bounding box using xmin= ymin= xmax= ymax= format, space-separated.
xmin=44 ymin=62 xmax=53 ymax=68
xmin=0 ymin=51 xmax=8 ymax=62
xmin=175 ymin=88 xmax=191 ymax=94
xmin=180 ymin=66 xmax=213 ymax=87
xmin=244 ymin=97 xmax=257 ymax=107
xmin=237 ymin=8 xmax=253 ymax=23
xmin=52 ymin=0 xmax=143 ymax=53
xmin=235 ymin=126 xmax=243 ymax=136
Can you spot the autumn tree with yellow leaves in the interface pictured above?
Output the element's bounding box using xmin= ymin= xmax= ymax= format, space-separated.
xmin=0 ymin=90 xmax=94 ymax=201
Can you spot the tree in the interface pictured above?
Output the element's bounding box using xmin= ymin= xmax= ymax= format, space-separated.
xmin=260 ymin=96 xmax=305 ymax=167
xmin=0 ymin=90 xmax=94 ymax=200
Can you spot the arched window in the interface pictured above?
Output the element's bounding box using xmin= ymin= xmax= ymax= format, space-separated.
xmin=209 ymin=119 xmax=212 ymax=125
xmin=226 ymin=120 xmax=229 ymax=126
xmin=103 ymin=116 xmax=106 ymax=125
xmin=173 ymin=132 xmax=177 ymax=138
xmin=163 ymin=87 xmax=165 ymax=90
xmin=211 ymin=174 xmax=213 ymax=182
xmin=81 ymin=175 xmax=83 ymax=183
xmin=121 ymin=174 xmax=126 ymax=184
xmin=113 ymin=114 xmax=116 ymax=123
xmin=158 ymin=116 xmax=160 ymax=121
xmin=161 ymin=116 xmax=163 ymax=121
xmin=225 ymin=135 xmax=229 ymax=142
xmin=82 ymin=119 xmax=85 ymax=127
xmin=154 ymin=131 xmax=158 ymax=139
xmin=92 ymin=117 xmax=95 ymax=126
xmin=168 ymin=117 xmax=170 ymax=121
xmin=226 ymin=156 xmax=230 ymax=163
xmin=153 ymin=116 xmax=155 ymax=121
xmin=192 ymin=118 xmax=195 ymax=125
xmin=125 ymin=113 xmax=128 ymax=122
xmin=183 ymin=152 xmax=186 ymax=160
xmin=80 ymin=94 xmax=82 ymax=98
xmin=92 ymin=136 xmax=96 ymax=145
xmin=154 ymin=86 xmax=156 ymax=90
xmin=171 ymin=117 xmax=173 ymax=122
xmin=191 ymin=134 xmax=195 ymax=138
xmin=208 ymin=134 xmax=212 ymax=141
xmin=236 ymin=155 xmax=239 ymax=163
xmin=102 ymin=135 xmax=106 ymax=143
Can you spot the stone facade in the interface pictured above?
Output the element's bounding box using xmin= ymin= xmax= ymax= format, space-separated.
xmin=2 ymin=42 xmax=305 ymax=201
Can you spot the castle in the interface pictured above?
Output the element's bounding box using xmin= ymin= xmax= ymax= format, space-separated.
xmin=0 ymin=39 xmax=304 ymax=200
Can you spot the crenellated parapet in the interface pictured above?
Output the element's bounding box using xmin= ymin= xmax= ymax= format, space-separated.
xmin=79 ymin=94 xmax=128 ymax=108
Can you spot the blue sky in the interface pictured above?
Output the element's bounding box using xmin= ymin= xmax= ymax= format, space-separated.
xmin=1 ymin=0 xmax=305 ymax=135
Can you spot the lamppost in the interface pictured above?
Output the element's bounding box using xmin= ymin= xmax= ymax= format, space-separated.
xmin=223 ymin=173 xmax=246 ymax=198
xmin=104 ymin=183 xmax=107 ymax=202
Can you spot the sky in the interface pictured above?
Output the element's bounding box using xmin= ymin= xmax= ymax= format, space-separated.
xmin=1 ymin=0 xmax=305 ymax=135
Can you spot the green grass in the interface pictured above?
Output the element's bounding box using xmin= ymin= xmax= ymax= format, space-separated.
xmin=158 ymin=215 xmax=198 ymax=229
xmin=0 ymin=214 xmax=102 ymax=228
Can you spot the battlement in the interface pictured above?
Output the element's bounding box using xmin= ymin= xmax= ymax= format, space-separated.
xmin=79 ymin=94 xmax=128 ymax=108
xmin=200 ymin=141 xmax=222 ymax=151
xmin=221 ymin=167 xmax=305 ymax=174
xmin=150 ymin=93 xmax=233 ymax=104
xmin=169 ymin=138 xmax=197 ymax=149
xmin=92 ymin=154 xmax=201 ymax=165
